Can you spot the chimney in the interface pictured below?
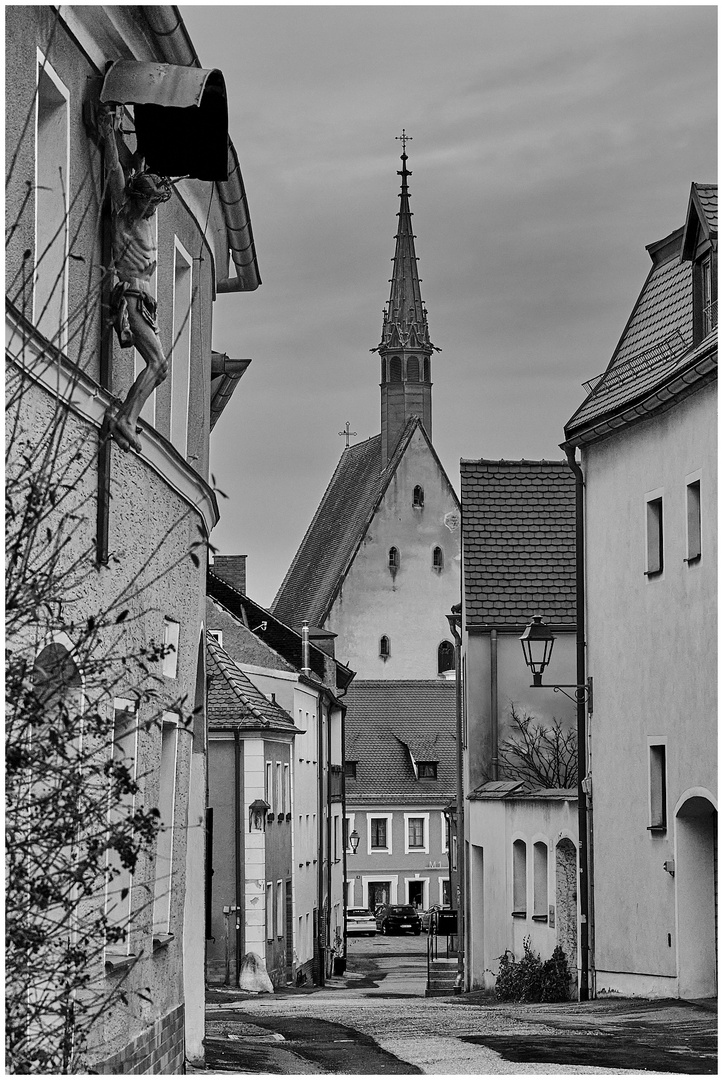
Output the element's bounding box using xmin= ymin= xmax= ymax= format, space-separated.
xmin=212 ymin=555 xmax=247 ymax=595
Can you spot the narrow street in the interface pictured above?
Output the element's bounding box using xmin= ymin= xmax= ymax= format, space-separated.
xmin=204 ymin=935 xmax=717 ymax=1074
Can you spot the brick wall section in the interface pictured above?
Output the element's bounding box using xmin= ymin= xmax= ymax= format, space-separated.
xmin=92 ymin=1004 xmax=185 ymax=1074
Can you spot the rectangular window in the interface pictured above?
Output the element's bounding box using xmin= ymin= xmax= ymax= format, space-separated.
xmin=686 ymin=480 xmax=701 ymax=561
xmin=334 ymin=815 xmax=339 ymax=861
xmin=408 ymin=817 xmax=425 ymax=848
xmin=649 ymin=744 xmax=667 ymax=830
xmin=451 ymin=835 xmax=458 ymax=872
xmin=344 ymin=761 xmax=357 ymax=779
xmin=207 ymin=629 xmax=223 ymax=646
xmin=276 ymin=880 xmax=284 ymax=938
xmin=266 ymin=882 xmax=274 ymax=941
xmin=35 ymin=52 xmax=69 ymax=347
xmin=106 ymin=699 xmax=138 ymax=951
xmin=533 ymin=842 xmax=548 ymax=919
xmin=418 ymin=762 xmax=437 ymax=778
xmin=276 ymin=762 xmax=282 ymax=817
xmin=162 ymin=618 xmax=180 ymax=678
xmin=265 ymin=761 xmax=273 ymax=814
xmin=371 ymin=818 xmax=387 ymax=849
xmin=153 ymin=714 xmax=178 ymax=936
xmin=645 ymin=496 xmax=664 ymax=575
xmin=170 ymin=239 xmax=193 ymax=457
xmin=283 ymin=763 xmax=290 ymax=816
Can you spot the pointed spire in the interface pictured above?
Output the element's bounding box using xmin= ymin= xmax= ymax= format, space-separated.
xmin=378 ymin=138 xmax=433 ymax=352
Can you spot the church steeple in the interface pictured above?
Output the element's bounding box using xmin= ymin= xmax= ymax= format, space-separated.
xmin=375 ymin=134 xmax=436 ymax=466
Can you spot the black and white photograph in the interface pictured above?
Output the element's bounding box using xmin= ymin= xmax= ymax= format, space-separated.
xmin=5 ymin=3 xmax=716 ymax=1074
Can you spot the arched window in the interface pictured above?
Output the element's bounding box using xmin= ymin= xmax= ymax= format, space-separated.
xmin=413 ymin=485 xmax=424 ymax=508
xmin=33 ymin=641 xmax=83 ymax=710
xmin=407 ymin=356 xmax=420 ymax=382
xmin=437 ymin=640 xmax=455 ymax=674
xmin=432 ymin=546 xmax=444 ymax=571
xmin=533 ymin=842 xmax=549 ymax=918
xmin=381 ymin=357 xmax=387 ymax=383
xmin=379 ymin=635 xmax=391 ymax=659
xmin=423 ymin=357 xmax=430 ymax=382
xmin=512 ymin=839 xmax=527 ymax=915
xmin=388 ymin=546 xmax=399 ymax=571
xmin=390 ymin=356 xmax=402 ymax=383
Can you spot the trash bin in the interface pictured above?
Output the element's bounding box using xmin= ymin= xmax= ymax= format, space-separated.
xmin=333 ymin=955 xmax=346 ymax=976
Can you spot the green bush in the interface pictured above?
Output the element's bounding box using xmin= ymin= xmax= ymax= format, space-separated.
xmin=495 ymin=938 xmax=571 ymax=1002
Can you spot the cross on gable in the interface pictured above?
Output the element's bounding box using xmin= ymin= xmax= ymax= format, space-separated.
xmin=338 ymin=421 xmax=357 ymax=449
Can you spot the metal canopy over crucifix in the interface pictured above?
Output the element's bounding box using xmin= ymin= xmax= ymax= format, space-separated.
xmin=338 ymin=422 xmax=357 ymax=449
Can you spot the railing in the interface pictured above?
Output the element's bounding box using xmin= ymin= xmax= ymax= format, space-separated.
xmin=582 ymin=329 xmax=689 ymax=397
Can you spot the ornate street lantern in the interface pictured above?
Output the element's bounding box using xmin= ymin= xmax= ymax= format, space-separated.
xmin=519 ymin=615 xmax=555 ymax=686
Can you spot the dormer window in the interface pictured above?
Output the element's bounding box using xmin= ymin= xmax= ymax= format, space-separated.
xmin=418 ymin=762 xmax=437 ymax=779
xmin=388 ymin=547 xmax=399 ymax=571
xmin=379 ymin=635 xmax=391 ymax=659
xmin=413 ymin=485 xmax=424 ymax=508
xmin=432 ymin=546 xmax=444 ymax=571
xmin=344 ymin=761 xmax=357 ymax=780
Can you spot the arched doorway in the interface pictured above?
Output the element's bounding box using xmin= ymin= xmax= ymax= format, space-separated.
xmin=676 ymin=794 xmax=717 ymax=999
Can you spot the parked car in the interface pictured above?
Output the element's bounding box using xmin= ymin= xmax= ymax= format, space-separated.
xmin=346 ymin=908 xmax=377 ymax=936
xmin=420 ymin=904 xmax=451 ymax=931
xmin=375 ymin=904 xmax=422 ymax=936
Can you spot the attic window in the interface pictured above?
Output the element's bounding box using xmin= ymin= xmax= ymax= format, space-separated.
xmin=388 ymin=547 xmax=399 ymax=571
xmin=379 ymin=635 xmax=391 ymax=659
xmin=207 ymin=629 xmax=223 ymax=647
xmin=344 ymin=761 xmax=357 ymax=779
xmin=432 ymin=546 xmax=444 ymax=571
xmin=418 ymin=762 xmax=437 ymax=779
xmin=413 ymin=485 xmax=424 ymax=508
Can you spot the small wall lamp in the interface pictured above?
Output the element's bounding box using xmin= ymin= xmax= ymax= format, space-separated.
xmin=520 ymin=615 xmax=593 ymax=713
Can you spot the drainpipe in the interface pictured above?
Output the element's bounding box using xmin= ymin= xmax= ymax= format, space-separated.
xmin=233 ymin=728 xmax=243 ymax=985
xmin=564 ymin=443 xmax=593 ymax=1002
xmin=326 ymin=697 xmax=333 ymax=972
xmin=316 ymin=690 xmax=325 ymax=986
xmin=446 ymin=610 xmax=465 ymax=992
xmin=490 ymin=629 xmax=498 ymax=780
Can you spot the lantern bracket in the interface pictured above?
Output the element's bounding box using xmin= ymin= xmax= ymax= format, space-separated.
xmin=530 ymin=676 xmax=593 ymax=714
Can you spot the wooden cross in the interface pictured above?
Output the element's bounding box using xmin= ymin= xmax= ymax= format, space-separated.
xmin=338 ymin=421 xmax=357 ymax=449
xmin=396 ymin=129 xmax=412 ymax=154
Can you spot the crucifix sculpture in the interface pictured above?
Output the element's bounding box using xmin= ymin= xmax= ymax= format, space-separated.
xmin=98 ymin=103 xmax=172 ymax=454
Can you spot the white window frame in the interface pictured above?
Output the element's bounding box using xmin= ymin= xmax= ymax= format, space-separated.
xmin=512 ymin=837 xmax=527 ymax=916
xmin=265 ymin=761 xmax=273 ymax=814
xmin=105 ymin=697 xmax=138 ymax=954
xmin=207 ymin=629 xmax=223 ymax=647
xmin=438 ymin=876 xmax=450 ymax=905
xmin=362 ymin=875 xmax=398 ymax=908
xmin=276 ymin=879 xmax=284 ymax=938
xmin=404 ymin=812 xmax=429 ymax=855
xmin=406 ymin=876 xmax=429 ymax=908
xmin=275 ymin=761 xmax=282 ymax=817
xmin=440 ymin=811 xmax=449 ymax=853
xmin=170 ymin=237 xmax=193 ymax=457
xmin=162 ymin=618 xmax=180 ymax=679
xmin=367 ymin=812 xmax=393 ymax=855
xmin=266 ymin=882 xmax=274 ymax=941
xmin=644 ymin=488 xmax=664 ymax=576
xmin=648 ymin=738 xmax=668 ymax=831
xmin=34 ymin=49 xmax=70 ymax=349
xmin=685 ymin=471 xmax=702 ymax=563
xmin=152 ymin=713 xmax=179 ymax=936
xmin=532 ymin=840 xmax=549 ymax=919
xmin=283 ymin=763 xmax=290 ymax=816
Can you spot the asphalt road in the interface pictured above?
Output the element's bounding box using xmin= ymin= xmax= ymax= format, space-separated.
xmin=204 ymin=933 xmax=717 ymax=1074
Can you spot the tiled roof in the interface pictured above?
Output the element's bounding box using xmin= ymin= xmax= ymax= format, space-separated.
xmin=566 ymin=185 xmax=717 ymax=438
xmin=272 ymin=416 xmax=457 ymax=628
xmin=344 ymin=680 xmax=456 ymax=805
xmin=206 ymin=635 xmax=298 ymax=733
xmin=461 ymin=460 xmax=576 ymax=627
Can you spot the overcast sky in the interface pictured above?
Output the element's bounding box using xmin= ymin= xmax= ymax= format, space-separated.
xmin=180 ymin=4 xmax=717 ymax=608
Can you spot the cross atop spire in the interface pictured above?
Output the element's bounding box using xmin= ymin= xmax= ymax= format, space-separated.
xmin=395 ymin=129 xmax=412 ymax=154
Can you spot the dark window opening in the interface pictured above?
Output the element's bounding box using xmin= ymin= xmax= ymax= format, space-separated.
xmin=379 ymin=635 xmax=391 ymax=659
xmin=390 ymin=356 xmax=402 ymax=382
xmin=407 ymin=356 xmax=420 ymax=382
xmin=381 ymin=357 xmax=387 ymax=383
xmin=413 ymin=485 xmax=424 ymax=508
xmin=437 ymin=640 xmax=455 ymax=674
xmin=686 ymin=480 xmax=701 ymax=561
xmin=646 ymin=497 xmax=663 ymax=575
xmin=432 ymin=546 xmax=444 ymax=571
xmin=649 ymin=745 xmax=667 ymax=830
xmin=388 ymin=546 xmax=399 ymax=571
xmin=418 ymin=762 xmax=437 ymax=779
xmin=344 ymin=761 xmax=357 ymax=779
xmin=423 ymin=357 xmax=430 ymax=382
xmin=371 ymin=818 xmax=387 ymax=848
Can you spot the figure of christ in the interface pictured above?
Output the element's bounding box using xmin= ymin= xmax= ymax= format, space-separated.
xmin=98 ymin=103 xmax=172 ymax=453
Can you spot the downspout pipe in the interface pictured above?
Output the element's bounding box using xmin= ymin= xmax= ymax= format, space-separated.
xmin=316 ymin=692 xmax=325 ymax=986
xmin=447 ymin=610 xmax=465 ymax=992
xmin=563 ymin=442 xmax=592 ymax=1002
xmin=490 ymin=629 xmax=498 ymax=780
xmin=233 ymin=728 xmax=242 ymax=986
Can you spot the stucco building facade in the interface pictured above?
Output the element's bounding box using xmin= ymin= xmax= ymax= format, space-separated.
xmin=563 ymin=183 xmax=717 ymax=999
